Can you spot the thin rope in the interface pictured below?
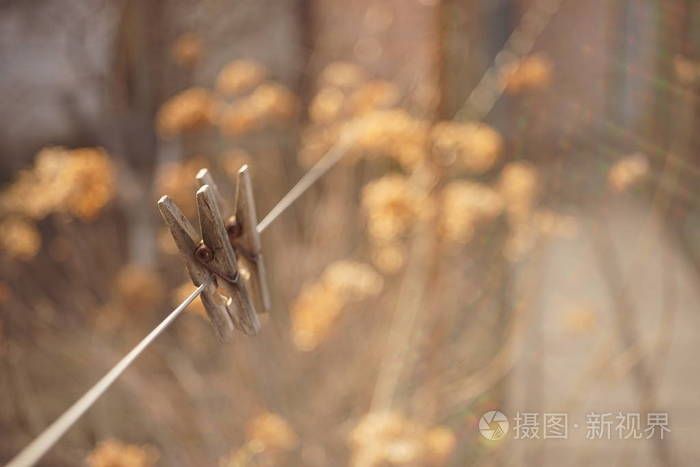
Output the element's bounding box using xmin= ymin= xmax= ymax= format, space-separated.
xmin=455 ymin=0 xmax=564 ymax=121
xmin=5 ymin=141 xmax=351 ymax=467
xmin=5 ymin=281 xmax=209 ymax=467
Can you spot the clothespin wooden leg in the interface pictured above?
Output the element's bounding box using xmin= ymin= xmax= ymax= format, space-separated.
xmin=196 ymin=169 xmax=226 ymax=211
xmin=195 ymin=185 xmax=261 ymax=335
xmin=234 ymin=165 xmax=272 ymax=312
xmin=196 ymin=166 xmax=271 ymax=314
xmin=157 ymin=196 xmax=236 ymax=340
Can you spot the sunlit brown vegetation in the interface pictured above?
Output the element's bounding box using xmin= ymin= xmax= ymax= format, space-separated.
xmin=1 ymin=1 xmax=699 ymax=466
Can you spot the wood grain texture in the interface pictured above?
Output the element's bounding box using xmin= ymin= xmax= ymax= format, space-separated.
xmin=196 ymin=185 xmax=260 ymax=335
xmin=157 ymin=195 xmax=235 ymax=340
xmin=236 ymin=165 xmax=272 ymax=312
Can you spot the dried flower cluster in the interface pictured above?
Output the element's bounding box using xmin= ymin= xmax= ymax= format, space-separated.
xmin=302 ymin=62 xmax=426 ymax=168
xmin=309 ymin=86 xmax=345 ymax=124
xmin=371 ymin=243 xmax=406 ymax=274
xmin=322 ymin=260 xmax=385 ymax=300
xmin=246 ymin=411 xmax=298 ymax=451
xmin=347 ymin=80 xmax=401 ymax=115
xmin=1 ymin=147 xmax=114 ymax=221
xmin=0 ymin=216 xmax=41 ymax=260
xmin=219 ymin=83 xmax=297 ymax=136
xmin=348 ymin=110 xmax=428 ymax=169
xmin=157 ymin=58 xmax=296 ymax=139
xmin=441 ymin=181 xmax=504 ymax=243
xmin=502 ymin=54 xmax=553 ymax=94
xmin=362 ymin=174 xmax=506 ymax=268
xmin=349 ymin=411 xmax=455 ymax=466
xmin=171 ymin=33 xmax=202 ymax=67
xmin=86 ymin=439 xmax=158 ymax=467
xmin=494 ymin=162 xmax=576 ymax=259
xmin=499 ymin=161 xmax=539 ymax=223
xmin=303 ymin=62 xmax=508 ymax=182
xmin=359 ymin=156 xmax=547 ymax=264
xmin=320 ymin=62 xmax=366 ymax=89
xmin=65 ymin=148 xmax=116 ymax=220
xmin=608 ymin=154 xmax=649 ymax=192
xmin=157 ymin=88 xmax=217 ymax=138
xmin=309 ymin=73 xmax=399 ymax=124
xmin=216 ymin=60 xmax=267 ymax=96
xmin=497 ymin=161 xmax=542 ymax=260
xmin=220 ymin=412 xmax=298 ymax=466
xmin=431 ymin=121 xmax=503 ymax=172
xmin=291 ymin=260 xmax=383 ymax=351
xmin=214 ymin=59 xmax=297 ymax=137
xmin=362 ymin=174 xmax=428 ymax=243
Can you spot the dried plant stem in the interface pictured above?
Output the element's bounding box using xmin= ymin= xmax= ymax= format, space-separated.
xmin=589 ymin=214 xmax=675 ymax=467
xmin=369 ymin=165 xmax=439 ymax=413
xmin=441 ymin=242 xmax=546 ymax=416
xmin=370 ymin=215 xmax=435 ymax=412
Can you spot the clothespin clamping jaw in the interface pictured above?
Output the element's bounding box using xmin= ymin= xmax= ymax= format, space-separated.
xmin=158 ymin=165 xmax=271 ymax=340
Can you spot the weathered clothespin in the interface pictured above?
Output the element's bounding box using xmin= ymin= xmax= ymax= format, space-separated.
xmin=158 ymin=165 xmax=270 ymax=340
xmin=196 ymin=165 xmax=271 ymax=314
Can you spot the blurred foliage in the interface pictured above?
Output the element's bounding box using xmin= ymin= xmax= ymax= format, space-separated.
xmin=1 ymin=0 xmax=699 ymax=466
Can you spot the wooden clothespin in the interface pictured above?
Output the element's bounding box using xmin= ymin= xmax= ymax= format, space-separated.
xmin=158 ymin=165 xmax=269 ymax=339
xmin=196 ymin=165 xmax=271 ymax=314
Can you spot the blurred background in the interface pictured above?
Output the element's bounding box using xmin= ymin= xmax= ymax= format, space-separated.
xmin=1 ymin=0 xmax=699 ymax=465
